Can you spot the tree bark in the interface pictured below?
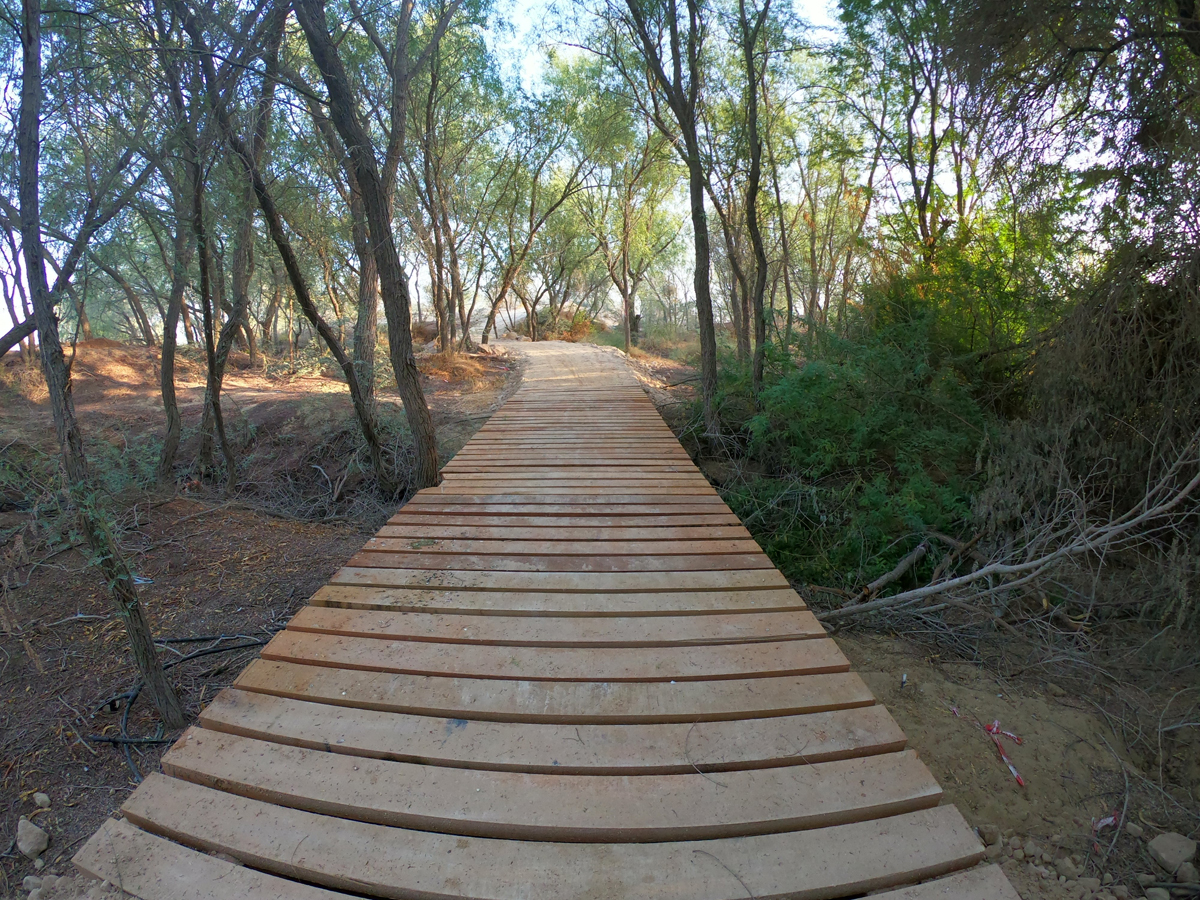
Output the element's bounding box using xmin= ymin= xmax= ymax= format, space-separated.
xmin=622 ymin=0 xmax=719 ymax=432
xmin=739 ymin=0 xmax=769 ymax=397
xmin=19 ymin=0 xmax=184 ymax=729
xmin=93 ymin=258 xmax=156 ymax=346
xmin=294 ymin=0 xmax=440 ymax=489
xmin=158 ymin=200 xmax=193 ymax=482
xmin=0 ymin=316 xmax=35 ymax=357
xmin=195 ymin=6 xmax=283 ymax=475
xmin=192 ymin=158 xmax=238 ymax=489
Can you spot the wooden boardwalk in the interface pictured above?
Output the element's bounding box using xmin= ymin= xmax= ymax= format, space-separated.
xmin=75 ymin=343 xmax=1018 ymax=899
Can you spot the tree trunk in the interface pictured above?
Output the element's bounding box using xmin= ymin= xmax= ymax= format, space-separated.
xmin=19 ymin=0 xmax=184 ymax=730
xmin=192 ymin=161 xmax=238 ymax=489
xmin=95 ymin=259 xmax=156 ymax=346
xmin=349 ymin=190 xmax=378 ymax=410
xmin=158 ymin=162 xmax=195 ymax=482
xmin=739 ymin=0 xmax=769 ymax=397
xmin=1 ymin=317 xmax=35 ymax=357
xmin=295 ymin=0 xmax=440 ymax=490
xmin=685 ymin=144 xmax=719 ymax=434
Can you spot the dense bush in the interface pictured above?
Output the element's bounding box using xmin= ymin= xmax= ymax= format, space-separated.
xmin=720 ymin=316 xmax=987 ymax=588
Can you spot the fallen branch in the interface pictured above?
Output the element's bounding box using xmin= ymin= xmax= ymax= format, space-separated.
xmin=817 ymin=430 xmax=1200 ymax=622
xmin=848 ymin=541 xmax=928 ymax=605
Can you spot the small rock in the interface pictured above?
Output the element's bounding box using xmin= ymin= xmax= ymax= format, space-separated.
xmin=985 ymin=843 xmax=1004 ymax=860
xmin=1137 ymin=873 xmax=1156 ymax=886
xmin=1102 ymin=872 xmax=1114 ymax=885
xmin=1024 ymin=840 xmax=1042 ymax=858
xmin=1147 ymin=833 xmax=1197 ymax=874
xmin=16 ymin=818 xmax=48 ymax=859
xmin=1010 ymin=836 xmax=1024 ymax=850
xmin=32 ymin=792 xmax=50 ymax=809
xmin=1014 ymin=849 xmax=1025 ymax=861
xmin=1079 ymin=877 xmax=1102 ymax=891
xmin=22 ymin=876 xmax=42 ymax=892
xmin=1056 ymin=857 xmax=1079 ymax=879
xmin=1095 ymin=893 xmax=1115 ymax=900
xmin=1112 ymin=887 xmax=1129 ymax=900
xmin=978 ymin=823 xmax=1001 ymax=846
xmin=1144 ymin=890 xmax=1170 ymax=900
xmin=28 ymin=890 xmax=43 ymax=900
xmin=1177 ymin=862 xmax=1199 ymax=884
xmin=1126 ymin=822 xmax=1144 ymax=838
xmin=33 ymin=858 xmax=44 ymax=870
xmin=1047 ymin=682 xmax=1066 ymax=697
xmin=41 ymin=874 xmax=59 ymax=891
xmin=1042 ymin=852 xmax=1054 ymax=864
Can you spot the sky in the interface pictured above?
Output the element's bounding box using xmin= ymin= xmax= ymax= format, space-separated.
xmin=494 ymin=0 xmax=842 ymax=90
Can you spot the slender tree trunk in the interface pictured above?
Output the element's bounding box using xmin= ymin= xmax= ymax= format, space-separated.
xmin=739 ymin=0 xmax=769 ymax=397
xmin=192 ymin=162 xmax=238 ymax=489
xmin=95 ymin=259 xmax=156 ymax=346
xmin=19 ymin=0 xmax=184 ymax=729
xmin=295 ymin=0 xmax=439 ymax=489
xmin=158 ymin=201 xmax=193 ymax=482
xmin=1 ymin=317 xmax=35 ymax=357
xmin=349 ymin=191 xmax=378 ymax=409
xmin=685 ymin=146 xmax=719 ymax=433
xmin=176 ymin=1 xmax=395 ymax=493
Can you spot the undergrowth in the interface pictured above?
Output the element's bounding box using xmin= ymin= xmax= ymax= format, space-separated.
xmin=716 ymin=318 xmax=987 ymax=589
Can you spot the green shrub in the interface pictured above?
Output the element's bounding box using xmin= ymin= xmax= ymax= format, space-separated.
xmin=720 ymin=318 xmax=988 ymax=589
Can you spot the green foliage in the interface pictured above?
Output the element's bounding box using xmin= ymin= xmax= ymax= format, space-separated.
xmin=720 ymin=314 xmax=988 ymax=589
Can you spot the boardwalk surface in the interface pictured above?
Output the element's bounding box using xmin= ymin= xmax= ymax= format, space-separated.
xmin=75 ymin=343 xmax=1019 ymax=899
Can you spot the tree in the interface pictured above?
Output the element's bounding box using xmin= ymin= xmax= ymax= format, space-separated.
xmin=16 ymin=0 xmax=184 ymax=729
xmin=597 ymin=0 xmax=720 ymax=432
xmin=573 ymin=66 xmax=679 ymax=354
xmin=292 ymin=0 xmax=457 ymax=490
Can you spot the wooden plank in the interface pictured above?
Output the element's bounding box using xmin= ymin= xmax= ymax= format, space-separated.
xmin=426 ymin=487 xmax=722 ymax=497
xmin=74 ymin=818 xmax=357 ymax=900
xmin=434 ymin=479 xmax=713 ymax=488
xmin=866 ymin=866 xmax=1022 ymax=900
xmin=260 ymin=631 xmax=849 ymax=682
xmin=363 ymin=537 xmax=762 ymax=556
xmin=392 ymin=503 xmax=729 ymax=514
xmin=120 ymin=776 xmax=985 ymax=900
xmin=344 ymin=551 xmax=776 ymax=572
xmin=410 ymin=493 xmax=725 ymax=504
xmin=374 ymin=524 xmax=754 ymax=540
xmin=163 ymin=729 xmax=942 ymax=841
xmin=234 ymin=659 xmax=875 ymax=723
xmin=447 ymin=453 xmax=686 ymax=460
xmin=330 ymin=567 xmax=790 ymax=592
xmin=310 ymin=585 xmax=807 ymax=615
xmin=411 ymin=494 xmax=722 ymax=505
xmin=455 ymin=441 xmax=685 ymax=448
xmin=441 ymin=469 xmax=700 ymax=475
xmin=199 ymin=688 xmax=906 ymax=774
xmin=287 ymin=606 xmax=824 ymax=645
xmin=386 ymin=514 xmax=744 ymax=527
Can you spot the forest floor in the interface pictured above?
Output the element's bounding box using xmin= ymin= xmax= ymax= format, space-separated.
xmin=0 ymin=339 xmax=516 ymax=897
xmin=0 ymin=339 xmax=1196 ymax=900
